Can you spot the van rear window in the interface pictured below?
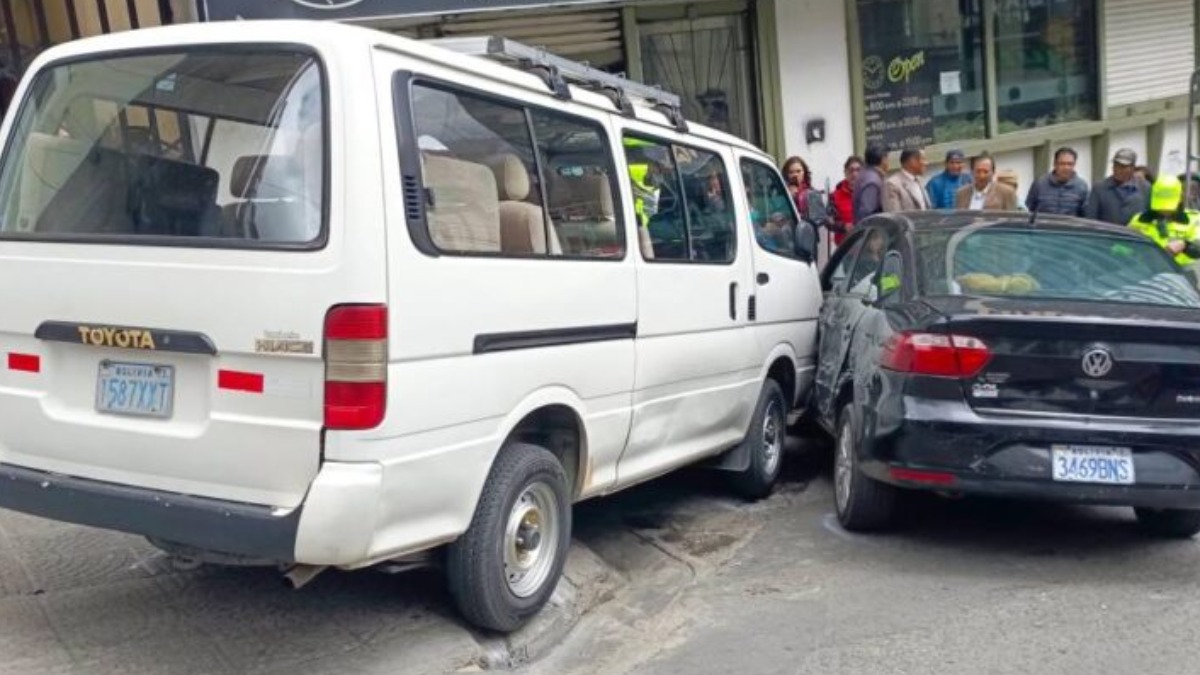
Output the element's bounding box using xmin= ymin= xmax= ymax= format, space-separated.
xmin=0 ymin=49 xmax=325 ymax=247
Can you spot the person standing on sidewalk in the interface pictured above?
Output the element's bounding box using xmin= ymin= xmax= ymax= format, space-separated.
xmin=924 ymin=149 xmax=971 ymax=210
xmin=853 ymin=145 xmax=888 ymax=223
xmin=828 ymin=155 xmax=862 ymax=245
xmin=884 ymin=148 xmax=930 ymax=212
xmin=1025 ymin=147 xmax=1089 ymax=216
xmin=1084 ymin=148 xmax=1149 ymax=225
xmin=955 ymin=154 xmax=1018 ymax=210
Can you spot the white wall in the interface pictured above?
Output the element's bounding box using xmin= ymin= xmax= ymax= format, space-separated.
xmin=1108 ymin=128 xmax=1148 ymax=173
xmin=1161 ymin=120 xmax=1191 ymax=177
xmin=772 ymin=0 xmax=855 ymax=192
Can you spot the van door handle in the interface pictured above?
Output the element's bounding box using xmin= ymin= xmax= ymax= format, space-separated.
xmin=729 ymin=282 xmax=738 ymax=320
xmin=757 ymin=272 xmax=770 ymax=285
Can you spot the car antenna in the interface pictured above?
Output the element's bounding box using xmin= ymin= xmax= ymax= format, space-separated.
xmin=1028 ymin=207 xmax=1039 ymax=226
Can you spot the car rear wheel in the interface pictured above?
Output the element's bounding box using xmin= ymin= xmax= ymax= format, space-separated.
xmin=447 ymin=442 xmax=571 ymax=633
xmin=1133 ymin=507 xmax=1200 ymax=539
xmin=728 ymin=379 xmax=787 ymax=501
xmin=834 ymin=404 xmax=897 ymax=532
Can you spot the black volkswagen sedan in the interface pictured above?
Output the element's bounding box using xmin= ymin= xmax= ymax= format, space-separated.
xmin=815 ymin=212 xmax=1200 ymax=536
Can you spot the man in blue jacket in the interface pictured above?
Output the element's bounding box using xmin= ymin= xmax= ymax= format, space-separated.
xmin=1025 ymin=147 xmax=1090 ymax=216
xmin=925 ymin=149 xmax=970 ymax=209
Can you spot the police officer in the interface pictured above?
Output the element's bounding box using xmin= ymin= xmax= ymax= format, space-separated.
xmin=1129 ymin=175 xmax=1200 ymax=267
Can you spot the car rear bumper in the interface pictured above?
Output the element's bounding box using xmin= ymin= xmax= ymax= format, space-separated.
xmin=861 ymin=397 xmax=1200 ymax=510
xmin=0 ymin=462 xmax=301 ymax=561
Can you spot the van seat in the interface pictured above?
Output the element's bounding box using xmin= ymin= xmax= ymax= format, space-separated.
xmin=491 ymin=154 xmax=559 ymax=256
xmin=423 ymin=153 xmax=501 ymax=253
xmin=547 ymin=171 xmax=618 ymax=255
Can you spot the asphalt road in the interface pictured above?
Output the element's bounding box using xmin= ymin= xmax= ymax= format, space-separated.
xmin=533 ymin=445 xmax=1200 ymax=675
xmin=4 ymin=437 xmax=1200 ymax=675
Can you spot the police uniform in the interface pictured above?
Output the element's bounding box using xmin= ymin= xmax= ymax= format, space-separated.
xmin=1128 ymin=175 xmax=1200 ymax=267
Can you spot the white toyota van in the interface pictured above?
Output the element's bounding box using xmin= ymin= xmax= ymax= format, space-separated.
xmin=0 ymin=21 xmax=820 ymax=632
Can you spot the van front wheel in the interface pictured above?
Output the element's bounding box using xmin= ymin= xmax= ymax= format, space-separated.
xmin=447 ymin=442 xmax=572 ymax=633
xmin=728 ymin=379 xmax=787 ymax=501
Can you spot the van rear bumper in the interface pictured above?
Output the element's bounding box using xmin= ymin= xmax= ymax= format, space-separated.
xmin=0 ymin=463 xmax=301 ymax=562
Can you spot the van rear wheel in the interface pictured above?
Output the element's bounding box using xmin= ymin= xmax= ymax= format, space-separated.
xmin=447 ymin=442 xmax=571 ymax=633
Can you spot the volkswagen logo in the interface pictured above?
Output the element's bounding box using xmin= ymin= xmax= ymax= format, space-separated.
xmin=290 ymin=0 xmax=366 ymax=9
xmin=1081 ymin=348 xmax=1114 ymax=378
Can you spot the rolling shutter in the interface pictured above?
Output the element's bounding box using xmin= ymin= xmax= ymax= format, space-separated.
xmin=1105 ymin=0 xmax=1195 ymax=106
xmin=423 ymin=7 xmax=625 ymax=69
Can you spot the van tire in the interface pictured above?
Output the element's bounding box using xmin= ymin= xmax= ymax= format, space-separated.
xmin=834 ymin=404 xmax=896 ymax=532
xmin=728 ymin=380 xmax=787 ymax=501
xmin=447 ymin=442 xmax=572 ymax=633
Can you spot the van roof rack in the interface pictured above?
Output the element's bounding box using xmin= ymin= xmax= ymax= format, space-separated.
xmin=428 ymin=35 xmax=688 ymax=133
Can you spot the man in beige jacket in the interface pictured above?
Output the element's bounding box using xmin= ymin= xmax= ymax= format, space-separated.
xmin=884 ymin=148 xmax=930 ymax=212
xmin=955 ymin=154 xmax=1018 ymax=211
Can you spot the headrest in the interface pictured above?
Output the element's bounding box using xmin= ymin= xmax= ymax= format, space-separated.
xmin=231 ymin=155 xmax=298 ymax=199
xmin=491 ymin=154 xmax=530 ymax=201
xmin=232 ymin=155 xmax=270 ymax=198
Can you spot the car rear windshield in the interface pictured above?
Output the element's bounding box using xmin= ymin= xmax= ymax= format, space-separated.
xmin=916 ymin=227 xmax=1200 ymax=308
xmin=0 ymin=48 xmax=324 ymax=247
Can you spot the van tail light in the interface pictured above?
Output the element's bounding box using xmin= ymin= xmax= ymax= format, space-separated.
xmin=879 ymin=332 xmax=991 ymax=378
xmin=324 ymin=304 xmax=387 ymax=430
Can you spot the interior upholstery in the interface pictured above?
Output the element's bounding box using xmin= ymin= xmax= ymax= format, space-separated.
xmin=423 ymin=152 xmax=501 ymax=252
xmin=490 ymin=153 xmax=558 ymax=255
xmin=547 ymin=172 xmax=619 ymax=254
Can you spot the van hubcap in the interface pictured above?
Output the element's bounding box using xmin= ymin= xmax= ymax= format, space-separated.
xmin=762 ymin=400 xmax=783 ymax=476
xmin=835 ymin=421 xmax=854 ymax=513
xmin=503 ymin=482 xmax=559 ymax=598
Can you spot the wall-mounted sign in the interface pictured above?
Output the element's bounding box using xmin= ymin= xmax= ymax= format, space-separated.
xmin=861 ymin=49 xmax=936 ymax=151
xmin=202 ymin=0 xmax=605 ymax=21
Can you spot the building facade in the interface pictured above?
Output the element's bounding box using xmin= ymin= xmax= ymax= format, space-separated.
xmin=0 ymin=0 xmax=1196 ymax=202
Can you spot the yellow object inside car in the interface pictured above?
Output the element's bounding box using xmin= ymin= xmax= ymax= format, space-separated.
xmin=957 ymin=272 xmax=1041 ymax=295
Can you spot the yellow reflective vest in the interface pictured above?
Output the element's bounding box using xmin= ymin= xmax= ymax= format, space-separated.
xmin=1129 ymin=210 xmax=1200 ymax=266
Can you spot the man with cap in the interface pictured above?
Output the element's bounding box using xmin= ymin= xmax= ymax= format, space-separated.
xmin=1129 ymin=175 xmax=1200 ymax=268
xmin=1084 ymin=148 xmax=1149 ymax=225
xmin=924 ymin=148 xmax=971 ymax=209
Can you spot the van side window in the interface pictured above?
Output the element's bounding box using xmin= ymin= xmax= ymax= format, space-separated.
xmin=411 ymin=84 xmax=544 ymax=255
xmin=530 ymin=109 xmax=624 ymax=258
xmin=622 ymin=135 xmax=735 ymax=263
xmin=740 ymin=159 xmax=801 ymax=260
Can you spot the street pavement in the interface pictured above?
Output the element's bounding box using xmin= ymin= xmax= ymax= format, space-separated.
xmin=3 ymin=436 xmax=1200 ymax=674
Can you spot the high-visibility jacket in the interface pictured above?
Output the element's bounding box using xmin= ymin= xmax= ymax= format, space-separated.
xmin=627 ymin=162 xmax=660 ymax=228
xmin=1129 ymin=209 xmax=1200 ymax=266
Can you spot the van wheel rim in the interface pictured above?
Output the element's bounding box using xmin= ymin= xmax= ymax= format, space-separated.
xmin=503 ymin=482 xmax=559 ymax=599
xmin=835 ymin=422 xmax=853 ymax=513
xmin=762 ymin=399 xmax=783 ymax=476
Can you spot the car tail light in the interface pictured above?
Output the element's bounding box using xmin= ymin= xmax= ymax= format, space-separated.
xmin=880 ymin=332 xmax=991 ymax=378
xmin=324 ymin=304 xmax=387 ymax=430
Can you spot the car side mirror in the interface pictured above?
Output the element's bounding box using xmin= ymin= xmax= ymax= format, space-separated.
xmin=795 ymin=221 xmax=818 ymax=263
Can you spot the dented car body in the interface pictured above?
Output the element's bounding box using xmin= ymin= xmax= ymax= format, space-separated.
xmin=816 ymin=212 xmax=1200 ymax=534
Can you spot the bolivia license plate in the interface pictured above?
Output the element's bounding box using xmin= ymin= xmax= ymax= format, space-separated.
xmin=95 ymin=361 xmax=175 ymax=418
xmin=1051 ymin=445 xmax=1134 ymax=485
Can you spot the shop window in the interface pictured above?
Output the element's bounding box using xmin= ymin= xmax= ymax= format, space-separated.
xmin=856 ymin=0 xmax=986 ymax=148
xmin=994 ymin=0 xmax=1098 ymax=132
xmin=854 ymin=0 xmax=1100 ymax=147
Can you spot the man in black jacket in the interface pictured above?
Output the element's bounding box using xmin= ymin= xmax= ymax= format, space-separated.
xmin=1025 ymin=147 xmax=1089 ymax=216
xmin=1084 ymin=148 xmax=1149 ymax=225
xmin=852 ymin=144 xmax=888 ymax=223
